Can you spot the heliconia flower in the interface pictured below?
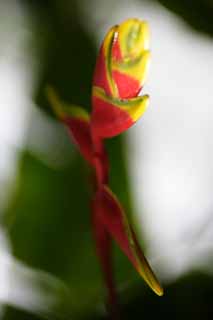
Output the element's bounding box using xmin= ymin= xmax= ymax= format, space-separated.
xmin=47 ymin=18 xmax=163 ymax=317
xmin=92 ymin=18 xmax=151 ymax=138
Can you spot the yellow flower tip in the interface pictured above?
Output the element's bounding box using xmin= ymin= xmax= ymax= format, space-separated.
xmin=138 ymin=266 xmax=164 ymax=297
xmin=102 ymin=25 xmax=118 ymax=56
xmin=153 ymin=283 xmax=164 ymax=297
xmin=126 ymin=94 xmax=149 ymax=122
xmin=117 ymin=18 xmax=150 ymax=59
xmin=46 ymin=86 xmax=90 ymax=121
xmin=45 ymin=85 xmax=65 ymax=119
xmin=157 ymin=286 xmax=164 ymax=297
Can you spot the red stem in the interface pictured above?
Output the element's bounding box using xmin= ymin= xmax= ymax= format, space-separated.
xmin=91 ymin=129 xmax=119 ymax=318
xmin=92 ymin=132 xmax=108 ymax=186
xmin=91 ymin=200 xmax=118 ymax=315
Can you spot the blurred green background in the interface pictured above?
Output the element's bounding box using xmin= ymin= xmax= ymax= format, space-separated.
xmin=0 ymin=0 xmax=213 ymax=319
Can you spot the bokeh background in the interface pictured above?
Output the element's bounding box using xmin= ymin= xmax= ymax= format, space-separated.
xmin=0 ymin=0 xmax=213 ymax=319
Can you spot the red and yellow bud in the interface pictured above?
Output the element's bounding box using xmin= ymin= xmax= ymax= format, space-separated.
xmin=93 ymin=185 xmax=163 ymax=296
xmin=46 ymin=87 xmax=94 ymax=165
xmin=92 ymin=18 xmax=151 ymax=138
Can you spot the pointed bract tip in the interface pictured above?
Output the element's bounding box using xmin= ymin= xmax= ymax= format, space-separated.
xmin=46 ymin=85 xmax=65 ymax=119
xmin=117 ymin=18 xmax=150 ymax=59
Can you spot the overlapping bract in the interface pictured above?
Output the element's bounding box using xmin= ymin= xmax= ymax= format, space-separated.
xmin=47 ymin=18 xmax=163 ymax=301
xmin=93 ymin=185 xmax=163 ymax=296
xmin=92 ymin=18 xmax=150 ymax=137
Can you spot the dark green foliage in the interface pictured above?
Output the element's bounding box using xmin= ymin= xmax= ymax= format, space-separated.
xmin=153 ymin=0 xmax=213 ymax=36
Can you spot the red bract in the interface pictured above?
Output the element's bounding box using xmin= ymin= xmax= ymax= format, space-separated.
xmin=91 ymin=18 xmax=150 ymax=138
xmin=47 ymin=17 xmax=163 ymax=316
